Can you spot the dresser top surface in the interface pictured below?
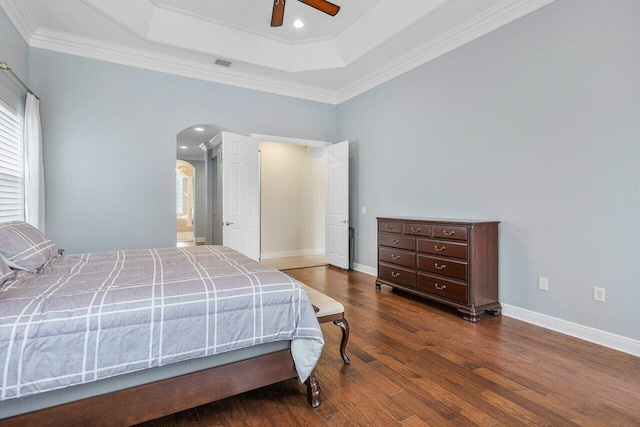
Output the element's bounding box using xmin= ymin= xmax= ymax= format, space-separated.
xmin=377 ymin=217 xmax=499 ymax=225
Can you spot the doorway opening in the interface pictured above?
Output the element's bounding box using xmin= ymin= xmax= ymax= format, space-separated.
xmin=176 ymin=160 xmax=195 ymax=244
xmin=202 ymin=131 xmax=349 ymax=269
xmin=257 ymin=140 xmax=327 ymax=270
xmin=176 ymin=124 xmax=224 ymax=247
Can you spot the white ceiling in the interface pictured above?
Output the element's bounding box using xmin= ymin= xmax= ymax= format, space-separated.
xmin=151 ymin=0 xmax=380 ymax=44
xmin=1 ymin=0 xmax=555 ymax=104
xmin=176 ymin=124 xmax=222 ymax=160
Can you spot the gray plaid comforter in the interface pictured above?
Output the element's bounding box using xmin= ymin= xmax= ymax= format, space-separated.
xmin=0 ymin=246 xmax=324 ymax=400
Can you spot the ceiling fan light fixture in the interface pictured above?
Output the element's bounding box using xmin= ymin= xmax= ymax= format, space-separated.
xmin=293 ymin=19 xmax=304 ymax=28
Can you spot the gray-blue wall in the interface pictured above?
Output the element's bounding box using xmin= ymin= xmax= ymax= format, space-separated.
xmin=0 ymin=6 xmax=28 ymax=113
xmin=339 ymin=0 xmax=640 ymax=339
xmin=3 ymin=0 xmax=639 ymax=341
xmin=28 ymin=50 xmax=337 ymax=254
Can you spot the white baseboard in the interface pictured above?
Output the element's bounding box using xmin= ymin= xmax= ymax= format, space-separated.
xmin=348 ymin=263 xmax=640 ymax=357
xmin=353 ymin=263 xmax=377 ymax=277
xmin=260 ymin=248 xmax=325 ymax=260
xmin=194 ymin=237 xmax=205 ymax=243
xmin=502 ymin=304 xmax=640 ymax=357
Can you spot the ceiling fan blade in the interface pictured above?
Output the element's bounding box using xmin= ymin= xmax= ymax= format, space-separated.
xmin=271 ymin=0 xmax=286 ymax=27
xmin=298 ymin=0 xmax=340 ymax=16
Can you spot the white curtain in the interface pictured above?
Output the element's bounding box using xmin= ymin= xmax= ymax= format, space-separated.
xmin=24 ymin=93 xmax=45 ymax=232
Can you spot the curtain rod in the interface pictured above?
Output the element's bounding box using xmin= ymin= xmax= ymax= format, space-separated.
xmin=0 ymin=61 xmax=40 ymax=100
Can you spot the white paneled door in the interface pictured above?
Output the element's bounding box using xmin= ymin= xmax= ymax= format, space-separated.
xmin=219 ymin=132 xmax=260 ymax=260
xmin=325 ymin=140 xmax=349 ymax=269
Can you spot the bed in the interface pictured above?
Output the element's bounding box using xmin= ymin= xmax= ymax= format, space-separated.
xmin=0 ymin=221 xmax=324 ymax=425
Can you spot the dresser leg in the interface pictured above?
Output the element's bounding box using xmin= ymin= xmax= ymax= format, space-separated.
xmin=459 ymin=303 xmax=502 ymax=322
xmin=487 ymin=307 xmax=502 ymax=317
xmin=458 ymin=307 xmax=484 ymax=322
xmin=375 ymin=281 xmax=381 ymax=289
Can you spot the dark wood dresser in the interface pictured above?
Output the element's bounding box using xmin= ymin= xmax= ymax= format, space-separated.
xmin=376 ymin=217 xmax=501 ymax=322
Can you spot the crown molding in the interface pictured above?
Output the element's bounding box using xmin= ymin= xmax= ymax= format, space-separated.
xmin=28 ymin=28 xmax=338 ymax=105
xmin=336 ymin=0 xmax=557 ymax=103
xmin=10 ymin=0 xmax=556 ymax=106
xmin=0 ymin=0 xmax=38 ymax=43
xmin=207 ymin=132 xmax=222 ymax=149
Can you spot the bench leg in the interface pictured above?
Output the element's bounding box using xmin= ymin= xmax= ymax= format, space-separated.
xmin=333 ymin=318 xmax=351 ymax=364
xmin=305 ymin=370 xmax=321 ymax=408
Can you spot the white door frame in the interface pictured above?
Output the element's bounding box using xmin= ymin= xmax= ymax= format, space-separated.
xmin=251 ymin=134 xmax=331 ymax=149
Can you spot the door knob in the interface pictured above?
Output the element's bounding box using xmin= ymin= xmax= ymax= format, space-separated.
xmin=341 ymin=219 xmax=349 ymax=224
xmin=225 ymin=222 xmax=234 ymax=226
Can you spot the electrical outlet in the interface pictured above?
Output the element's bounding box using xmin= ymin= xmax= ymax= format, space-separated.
xmin=361 ymin=207 xmax=367 ymax=215
xmin=538 ymin=277 xmax=549 ymax=291
xmin=593 ymin=287 xmax=605 ymax=302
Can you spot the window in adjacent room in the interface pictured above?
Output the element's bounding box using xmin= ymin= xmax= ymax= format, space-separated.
xmin=0 ymin=99 xmax=24 ymax=222
xmin=176 ymin=170 xmax=186 ymax=215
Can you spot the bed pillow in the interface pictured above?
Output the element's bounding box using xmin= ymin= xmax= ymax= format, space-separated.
xmin=0 ymin=255 xmax=14 ymax=287
xmin=0 ymin=221 xmax=58 ymax=273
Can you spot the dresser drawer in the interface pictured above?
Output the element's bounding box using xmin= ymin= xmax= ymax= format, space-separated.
xmin=432 ymin=225 xmax=468 ymax=241
xmin=379 ymin=233 xmax=416 ymax=251
xmin=418 ymin=255 xmax=468 ymax=281
xmin=403 ymin=223 xmax=432 ymax=237
xmin=379 ymin=221 xmax=403 ymax=234
xmin=418 ymin=239 xmax=468 ymax=260
xmin=417 ymin=273 xmax=468 ymax=304
xmin=379 ymin=247 xmax=416 ymax=269
xmin=379 ymin=263 xmax=416 ymax=288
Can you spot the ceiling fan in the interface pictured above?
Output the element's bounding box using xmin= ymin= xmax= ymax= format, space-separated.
xmin=271 ymin=0 xmax=341 ymax=27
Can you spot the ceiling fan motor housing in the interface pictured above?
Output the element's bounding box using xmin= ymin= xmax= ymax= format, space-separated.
xmin=271 ymin=0 xmax=340 ymax=27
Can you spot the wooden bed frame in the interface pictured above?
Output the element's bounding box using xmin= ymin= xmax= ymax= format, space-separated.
xmin=1 ymin=349 xmax=320 ymax=426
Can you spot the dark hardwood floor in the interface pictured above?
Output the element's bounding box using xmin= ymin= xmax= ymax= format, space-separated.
xmin=138 ymin=266 xmax=640 ymax=426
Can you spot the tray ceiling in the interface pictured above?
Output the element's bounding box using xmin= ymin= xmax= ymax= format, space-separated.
xmin=1 ymin=0 xmax=556 ymax=103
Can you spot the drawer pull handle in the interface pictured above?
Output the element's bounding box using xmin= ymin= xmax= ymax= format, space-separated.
xmin=443 ymin=230 xmax=455 ymax=236
xmin=435 ymin=283 xmax=447 ymax=290
xmin=386 ymin=225 xmax=394 ymax=230
xmin=391 ymin=254 xmax=400 ymax=260
xmin=392 ymin=239 xmax=400 ymax=245
xmin=391 ymin=271 xmax=400 ymax=278
xmin=435 ymin=263 xmax=446 ymax=270
xmin=411 ymin=227 xmax=421 ymax=232
xmin=435 ymin=245 xmax=446 ymax=252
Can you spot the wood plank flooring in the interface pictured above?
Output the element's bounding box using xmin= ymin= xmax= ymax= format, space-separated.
xmin=260 ymin=254 xmax=327 ymax=270
xmin=137 ymin=266 xmax=640 ymax=426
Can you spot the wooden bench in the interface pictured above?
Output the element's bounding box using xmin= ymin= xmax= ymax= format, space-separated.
xmin=299 ymin=282 xmax=350 ymax=364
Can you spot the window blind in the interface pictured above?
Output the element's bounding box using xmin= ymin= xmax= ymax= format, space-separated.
xmin=0 ymin=100 xmax=24 ymax=222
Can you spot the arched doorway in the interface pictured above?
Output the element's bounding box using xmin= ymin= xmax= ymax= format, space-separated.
xmin=176 ymin=160 xmax=195 ymax=245
xmin=176 ymin=124 xmax=225 ymax=247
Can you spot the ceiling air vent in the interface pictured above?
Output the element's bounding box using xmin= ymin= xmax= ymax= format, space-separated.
xmin=214 ymin=59 xmax=232 ymax=68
